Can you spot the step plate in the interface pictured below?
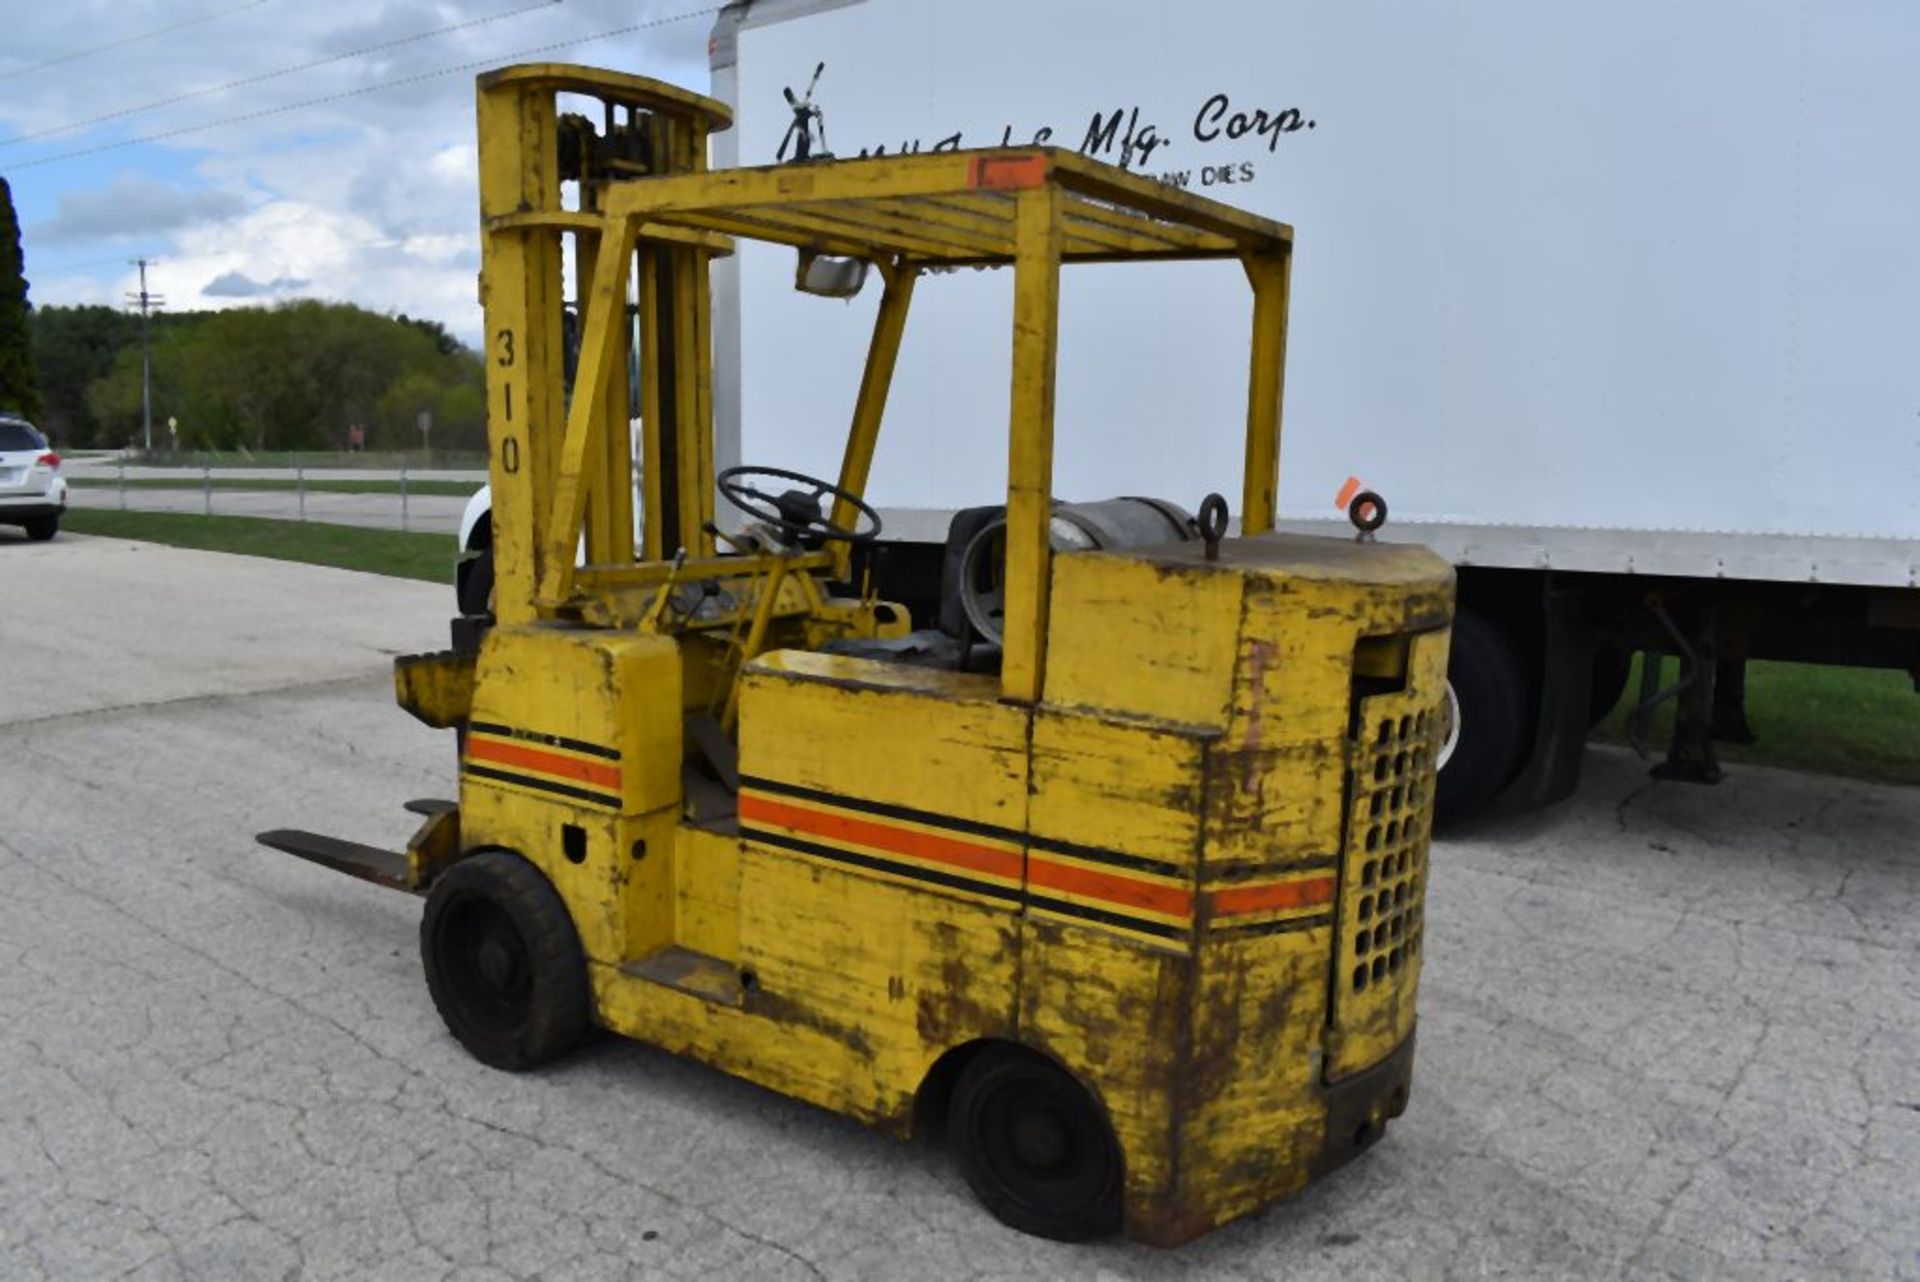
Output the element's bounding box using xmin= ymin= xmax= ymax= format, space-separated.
xmin=624 ymin=945 xmax=744 ymax=1008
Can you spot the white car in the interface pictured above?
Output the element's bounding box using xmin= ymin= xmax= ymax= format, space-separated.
xmin=0 ymin=418 xmax=68 ymax=541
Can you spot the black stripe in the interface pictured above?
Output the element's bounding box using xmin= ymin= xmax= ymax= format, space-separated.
xmin=1027 ymin=834 xmax=1185 ymax=881
xmin=742 ymin=826 xmax=1023 ymax=905
xmin=739 ymin=774 xmax=1184 ymax=880
xmin=749 ymin=823 xmax=1191 ymax=942
xmin=1208 ymin=854 xmax=1340 ymax=881
xmin=1210 ymin=911 xmax=1334 ymax=939
xmin=1025 ymin=894 xmax=1190 ymax=941
xmin=464 ymin=763 xmax=620 ymax=809
xmin=743 ymin=774 xmax=1020 ymax=843
xmin=468 ymin=721 xmax=621 ymax=761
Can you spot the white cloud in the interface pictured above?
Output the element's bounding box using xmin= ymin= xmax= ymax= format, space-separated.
xmin=6 ymin=0 xmax=718 ymax=335
xmin=30 ymin=175 xmax=248 ymax=244
xmin=154 ymin=199 xmax=483 ymax=331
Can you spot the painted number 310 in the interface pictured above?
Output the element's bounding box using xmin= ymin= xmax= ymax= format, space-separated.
xmin=496 ymin=327 xmax=518 ymax=472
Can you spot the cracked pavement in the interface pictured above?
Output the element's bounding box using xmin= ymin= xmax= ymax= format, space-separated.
xmin=2 ymin=532 xmax=1917 ymax=1279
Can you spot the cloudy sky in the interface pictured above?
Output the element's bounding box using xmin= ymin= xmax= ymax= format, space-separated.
xmin=2 ymin=0 xmax=716 ymax=343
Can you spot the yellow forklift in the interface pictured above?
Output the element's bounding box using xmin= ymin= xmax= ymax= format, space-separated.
xmin=260 ymin=64 xmax=1454 ymax=1245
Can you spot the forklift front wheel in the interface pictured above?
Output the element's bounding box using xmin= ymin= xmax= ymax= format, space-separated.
xmin=421 ymin=851 xmax=589 ymax=1071
xmin=949 ymin=1047 xmax=1122 ymax=1242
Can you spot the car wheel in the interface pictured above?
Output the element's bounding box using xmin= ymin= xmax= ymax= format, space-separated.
xmin=1434 ymin=607 xmax=1531 ymax=826
xmin=421 ymin=851 xmax=588 ymax=1071
xmin=949 ymin=1047 xmax=1122 ymax=1241
xmin=24 ymin=515 xmax=58 ymax=542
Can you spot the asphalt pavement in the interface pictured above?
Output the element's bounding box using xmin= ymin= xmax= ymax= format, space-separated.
xmin=64 ymin=482 xmax=473 ymax=536
xmin=2 ymin=530 xmax=1916 ymax=1280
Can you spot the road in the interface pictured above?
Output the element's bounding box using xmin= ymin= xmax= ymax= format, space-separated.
xmin=61 ymin=459 xmax=489 ymax=486
xmin=2 ymin=531 xmax=1917 ymax=1280
xmin=64 ymin=482 xmax=473 ymax=536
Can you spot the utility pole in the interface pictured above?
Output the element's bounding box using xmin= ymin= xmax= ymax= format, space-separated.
xmin=126 ymin=259 xmax=164 ymax=453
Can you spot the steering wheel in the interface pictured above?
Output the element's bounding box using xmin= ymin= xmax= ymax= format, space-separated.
xmin=716 ymin=465 xmax=882 ymax=544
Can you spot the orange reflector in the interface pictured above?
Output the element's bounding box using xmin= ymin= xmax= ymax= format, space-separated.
xmin=1334 ymin=475 xmax=1362 ymax=511
xmin=969 ymin=153 xmax=1050 ymax=190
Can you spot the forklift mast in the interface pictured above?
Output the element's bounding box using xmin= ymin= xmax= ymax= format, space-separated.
xmin=475 ymin=64 xmax=730 ymax=625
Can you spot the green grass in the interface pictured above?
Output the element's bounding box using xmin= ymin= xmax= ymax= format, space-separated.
xmin=1594 ymin=656 xmax=1920 ymax=787
xmin=68 ymin=475 xmax=482 ymax=497
xmin=62 ymin=509 xmax=457 ymax=583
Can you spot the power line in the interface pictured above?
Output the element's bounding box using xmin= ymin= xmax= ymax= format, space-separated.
xmin=0 ymin=1 xmax=271 ymax=81
xmin=2 ymin=0 xmax=564 ymax=149
xmin=8 ymin=4 xmax=726 ymax=173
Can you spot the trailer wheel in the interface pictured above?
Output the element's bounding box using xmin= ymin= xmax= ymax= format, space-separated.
xmin=1435 ymin=608 xmax=1530 ymax=825
xmin=949 ymin=1047 xmax=1122 ymax=1241
xmin=421 ymin=851 xmax=588 ymax=1071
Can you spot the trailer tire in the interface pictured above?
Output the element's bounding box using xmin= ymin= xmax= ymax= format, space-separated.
xmin=1435 ymin=608 xmax=1530 ymax=825
xmin=949 ymin=1046 xmax=1122 ymax=1242
xmin=421 ymin=851 xmax=589 ymax=1071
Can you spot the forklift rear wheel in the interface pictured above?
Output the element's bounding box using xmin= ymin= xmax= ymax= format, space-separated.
xmin=949 ymin=1047 xmax=1122 ymax=1241
xmin=421 ymin=851 xmax=589 ymax=1071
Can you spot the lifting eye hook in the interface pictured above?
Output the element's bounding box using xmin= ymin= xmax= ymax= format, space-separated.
xmin=1348 ymin=490 xmax=1388 ymax=542
xmin=1197 ymin=493 xmax=1229 ymax=562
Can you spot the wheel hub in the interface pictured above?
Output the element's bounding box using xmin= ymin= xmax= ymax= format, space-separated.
xmin=1010 ymin=1107 xmax=1069 ymax=1169
xmin=1436 ymin=678 xmax=1461 ymax=771
xmin=476 ymin=932 xmax=521 ymax=992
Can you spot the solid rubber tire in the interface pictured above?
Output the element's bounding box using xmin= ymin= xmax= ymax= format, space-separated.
xmin=949 ymin=1047 xmax=1122 ymax=1242
xmin=421 ymin=851 xmax=589 ymax=1071
xmin=1435 ymin=607 xmax=1531 ymax=825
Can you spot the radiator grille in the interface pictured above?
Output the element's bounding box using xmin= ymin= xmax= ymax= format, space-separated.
xmin=1350 ymin=709 xmax=1431 ymax=994
xmin=1326 ymin=631 xmax=1445 ymax=1082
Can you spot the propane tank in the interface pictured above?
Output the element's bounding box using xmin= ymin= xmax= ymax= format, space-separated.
xmin=958 ymin=497 xmax=1197 ymax=645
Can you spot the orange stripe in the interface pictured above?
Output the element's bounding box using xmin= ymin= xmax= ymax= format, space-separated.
xmin=1028 ymin=856 xmax=1193 ymax=918
xmin=1334 ymin=474 xmax=1362 ymax=511
xmin=1210 ymin=876 xmax=1336 ymax=918
xmin=741 ymin=794 xmax=1022 ymax=883
xmin=467 ymin=736 xmax=621 ymax=791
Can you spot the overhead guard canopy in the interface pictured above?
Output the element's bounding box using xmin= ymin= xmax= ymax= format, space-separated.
xmin=599 ymin=146 xmax=1294 ymax=268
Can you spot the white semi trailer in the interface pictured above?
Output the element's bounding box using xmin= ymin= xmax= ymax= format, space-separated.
xmin=679 ymin=0 xmax=1920 ymax=822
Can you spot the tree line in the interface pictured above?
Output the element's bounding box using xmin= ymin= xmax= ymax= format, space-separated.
xmin=27 ymin=300 xmax=488 ymax=453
